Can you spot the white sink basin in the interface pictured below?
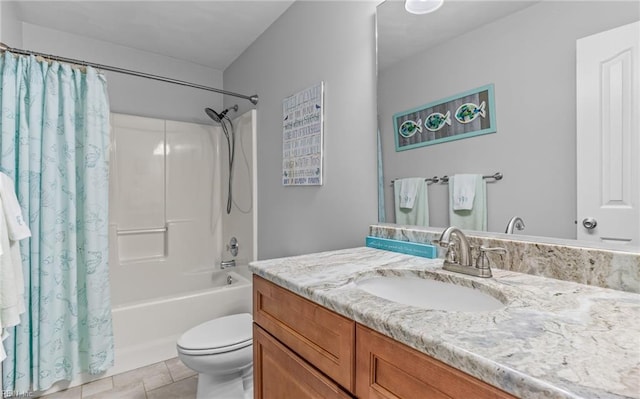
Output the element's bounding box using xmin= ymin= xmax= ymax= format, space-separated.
xmin=354 ymin=276 xmax=505 ymax=312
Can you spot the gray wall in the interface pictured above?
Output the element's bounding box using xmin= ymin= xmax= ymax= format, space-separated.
xmin=14 ymin=22 xmax=223 ymax=124
xmin=0 ymin=1 xmax=23 ymax=47
xmin=224 ymin=1 xmax=378 ymax=259
xmin=379 ymin=1 xmax=639 ymax=239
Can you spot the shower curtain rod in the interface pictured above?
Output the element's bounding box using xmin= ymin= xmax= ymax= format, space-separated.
xmin=0 ymin=42 xmax=259 ymax=105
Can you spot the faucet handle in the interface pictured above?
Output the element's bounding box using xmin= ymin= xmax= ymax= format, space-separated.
xmin=433 ymin=239 xmax=459 ymax=263
xmin=446 ymin=244 xmax=458 ymax=263
xmin=475 ymin=246 xmax=507 ymax=270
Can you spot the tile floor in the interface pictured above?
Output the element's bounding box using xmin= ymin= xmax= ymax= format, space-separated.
xmin=40 ymin=358 xmax=198 ymax=399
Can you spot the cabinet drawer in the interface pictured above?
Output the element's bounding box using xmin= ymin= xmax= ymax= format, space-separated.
xmin=253 ymin=275 xmax=355 ymax=392
xmin=254 ymin=324 xmax=353 ymax=399
xmin=356 ymin=325 xmax=517 ymax=399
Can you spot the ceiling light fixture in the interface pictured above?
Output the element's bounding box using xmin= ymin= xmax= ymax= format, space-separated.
xmin=405 ymin=0 xmax=444 ymax=15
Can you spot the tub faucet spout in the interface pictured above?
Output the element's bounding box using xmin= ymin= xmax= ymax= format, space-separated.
xmin=220 ymin=259 xmax=236 ymax=269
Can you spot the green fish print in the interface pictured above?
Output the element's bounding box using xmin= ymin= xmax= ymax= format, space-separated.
xmin=399 ymin=118 xmax=422 ymax=138
xmin=424 ymin=111 xmax=452 ymax=132
xmin=455 ymin=101 xmax=486 ymax=124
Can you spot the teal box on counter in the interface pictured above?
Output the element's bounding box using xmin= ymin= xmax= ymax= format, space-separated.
xmin=365 ymin=236 xmax=437 ymax=259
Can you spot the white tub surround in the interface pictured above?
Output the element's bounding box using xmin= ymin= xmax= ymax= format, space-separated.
xmin=249 ymin=248 xmax=640 ymax=399
xmin=370 ymin=223 xmax=640 ymax=293
xmin=109 ymin=114 xmax=224 ymax=307
xmin=107 ymin=112 xmax=257 ymax=377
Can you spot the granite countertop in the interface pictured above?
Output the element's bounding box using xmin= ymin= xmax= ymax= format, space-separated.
xmin=249 ymin=247 xmax=640 ymax=399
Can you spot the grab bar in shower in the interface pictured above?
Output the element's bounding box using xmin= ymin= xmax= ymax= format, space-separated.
xmin=117 ymin=227 xmax=167 ymax=235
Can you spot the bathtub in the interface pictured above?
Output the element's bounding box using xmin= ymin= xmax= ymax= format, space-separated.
xmin=110 ymin=267 xmax=253 ymax=376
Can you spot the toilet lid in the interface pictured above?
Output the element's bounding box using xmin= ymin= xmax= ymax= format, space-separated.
xmin=177 ymin=313 xmax=252 ymax=354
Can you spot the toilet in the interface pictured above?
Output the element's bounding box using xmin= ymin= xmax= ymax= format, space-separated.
xmin=177 ymin=313 xmax=253 ymax=399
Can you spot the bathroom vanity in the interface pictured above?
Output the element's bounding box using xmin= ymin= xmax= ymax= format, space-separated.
xmin=249 ymin=245 xmax=640 ymax=399
xmin=253 ymin=274 xmax=515 ymax=398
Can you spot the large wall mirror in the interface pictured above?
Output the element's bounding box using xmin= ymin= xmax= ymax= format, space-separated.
xmin=376 ymin=0 xmax=639 ymax=249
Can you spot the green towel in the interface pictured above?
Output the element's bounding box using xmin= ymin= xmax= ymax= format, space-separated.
xmin=449 ymin=176 xmax=487 ymax=231
xmin=394 ymin=178 xmax=429 ymax=226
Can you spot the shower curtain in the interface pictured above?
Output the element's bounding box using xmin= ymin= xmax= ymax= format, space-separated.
xmin=0 ymin=52 xmax=113 ymax=393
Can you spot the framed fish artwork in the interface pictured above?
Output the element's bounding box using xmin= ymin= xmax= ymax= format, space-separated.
xmin=393 ymin=84 xmax=496 ymax=151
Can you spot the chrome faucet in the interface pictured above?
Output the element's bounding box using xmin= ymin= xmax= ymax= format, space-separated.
xmin=437 ymin=226 xmax=472 ymax=267
xmin=505 ymin=216 xmax=525 ymax=234
xmin=436 ymin=226 xmax=506 ymax=278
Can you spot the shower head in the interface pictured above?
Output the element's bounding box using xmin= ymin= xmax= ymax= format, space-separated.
xmin=204 ymin=104 xmax=239 ymax=215
xmin=205 ymin=104 xmax=238 ymax=123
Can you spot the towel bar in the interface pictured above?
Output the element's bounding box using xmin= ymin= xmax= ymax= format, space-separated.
xmin=390 ymin=172 xmax=502 ymax=186
xmin=390 ymin=176 xmax=439 ymax=186
xmin=440 ymin=172 xmax=502 ymax=183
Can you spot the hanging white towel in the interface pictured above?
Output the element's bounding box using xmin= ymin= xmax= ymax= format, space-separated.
xmin=0 ymin=173 xmax=31 ymax=240
xmin=0 ymin=196 xmax=23 ymax=329
xmin=0 ymin=173 xmax=29 ymax=317
xmin=394 ymin=178 xmax=429 ymax=226
xmin=0 ymin=329 xmax=7 ymax=361
xmin=449 ymin=176 xmax=487 ymax=231
xmin=0 ymin=173 xmax=30 ymax=362
xmin=452 ymin=174 xmax=478 ymax=210
xmin=397 ymin=177 xmax=423 ymax=209
xmin=0 ymin=210 xmax=7 ymax=363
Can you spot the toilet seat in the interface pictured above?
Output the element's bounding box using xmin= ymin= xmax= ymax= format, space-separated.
xmin=177 ymin=313 xmax=253 ymax=356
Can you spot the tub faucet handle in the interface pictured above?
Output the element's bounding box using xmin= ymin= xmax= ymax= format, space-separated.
xmin=220 ymin=259 xmax=236 ymax=269
xmin=227 ymin=237 xmax=239 ymax=257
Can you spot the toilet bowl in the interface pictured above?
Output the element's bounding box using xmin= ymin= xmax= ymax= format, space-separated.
xmin=177 ymin=313 xmax=253 ymax=399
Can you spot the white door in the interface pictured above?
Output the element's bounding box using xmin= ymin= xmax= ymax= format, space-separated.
xmin=576 ymin=21 xmax=639 ymax=245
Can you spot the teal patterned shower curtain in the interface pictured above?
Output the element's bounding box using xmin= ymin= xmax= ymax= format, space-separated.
xmin=0 ymin=52 xmax=113 ymax=393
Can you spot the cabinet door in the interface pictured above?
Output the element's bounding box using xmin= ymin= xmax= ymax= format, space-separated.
xmin=356 ymin=325 xmax=516 ymax=399
xmin=254 ymin=324 xmax=353 ymax=399
xmin=253 ymin=275 xmax=355 ymax=392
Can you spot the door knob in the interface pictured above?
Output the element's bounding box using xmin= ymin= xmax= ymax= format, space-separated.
xmin=582 ymin=217 xmax=597 ymax=230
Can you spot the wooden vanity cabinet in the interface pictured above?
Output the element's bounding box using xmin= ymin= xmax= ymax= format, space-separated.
xmin=355 ymin=325 xmax=517 ymax=399
xmin=253 ymin=324 xmax=353 ymax=399
xmin=253 ymin=275 xmax=356 ymax=392
xmin=253 ymin=275 xmax=518 ymax=399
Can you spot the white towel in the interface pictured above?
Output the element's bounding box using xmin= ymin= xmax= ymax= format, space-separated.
xmin=0 ymin=173 xmax=31 ymax=240
xmin=0 ymin=173 xmax=28 ymax=318
xmin=452 ymin=174 xmax=478 ymax=211
xmin=0 ymin=329 xmax=7 ymax=361
xmin=0 ymin=173 xmax=29 ymax=357
xmin=0 ymin=196 xmax=23 ymax=330
xmin=394 ymin=178 xmax=429 ymax=226
xmin=449 ymin=176 xmax=487 ymax=231
xmin=397 ymin=178 xmax=423 ymax=209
